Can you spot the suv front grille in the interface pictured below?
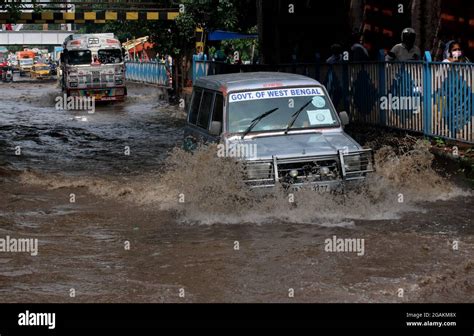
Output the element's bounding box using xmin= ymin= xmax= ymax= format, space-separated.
xmin=278 ymin=159 xmax=340 ymax=184
xmin=244 ymin=150 xmax=374 ymax=188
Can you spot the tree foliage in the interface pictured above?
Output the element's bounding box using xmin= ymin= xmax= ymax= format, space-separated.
xmin=78 ymin=0 xmax=256 ymax=58
xmin=2 ymin=0 xmax=258 ymax=59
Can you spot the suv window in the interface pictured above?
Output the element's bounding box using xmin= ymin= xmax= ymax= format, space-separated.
xmin=210 ymin=93 xmax=224 ymax=135
xmin=197 ymin=91 xmax=214 ymax=129
xmin=212 ymin=94 xmax=223 ymax=123
xmin=189 ymin=88 xmax=203 ymax=125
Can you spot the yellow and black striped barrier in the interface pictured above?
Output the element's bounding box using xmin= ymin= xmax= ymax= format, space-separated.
xmin=195 ymin=27 xmax=205 ymax=51
xmin=0 ymin=11 xmax=179 ymax=24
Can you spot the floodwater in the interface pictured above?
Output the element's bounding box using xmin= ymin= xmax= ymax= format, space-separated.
xmin=0 ymin=80 xmax=472 ymax=302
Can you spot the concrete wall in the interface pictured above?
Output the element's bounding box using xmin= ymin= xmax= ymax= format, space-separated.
xmin=0 ymin=31 xmax=73 ymax=45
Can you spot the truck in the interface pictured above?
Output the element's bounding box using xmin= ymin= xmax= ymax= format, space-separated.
xmin=60 ymin=33 xmax=127 ymax=101
xmin=16 ymin=50 xmax=36 ymax=76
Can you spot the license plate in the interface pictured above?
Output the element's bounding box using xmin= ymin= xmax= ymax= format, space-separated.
xmin=313 ymin=184 xmax=330 ymax=192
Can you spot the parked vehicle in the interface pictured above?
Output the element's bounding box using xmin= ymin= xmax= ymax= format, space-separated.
xmin=184 ymin=72 xmax=374 ymax=190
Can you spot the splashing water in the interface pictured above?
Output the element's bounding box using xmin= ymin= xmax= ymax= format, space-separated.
xmin=158 ymin=140 xmax=467 ymax=224
xmin=18 ymin=139 xmax=470 ymax=225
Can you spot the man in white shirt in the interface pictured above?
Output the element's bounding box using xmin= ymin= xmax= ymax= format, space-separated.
xmin=386 ymin=28 xmax=421 ymax=61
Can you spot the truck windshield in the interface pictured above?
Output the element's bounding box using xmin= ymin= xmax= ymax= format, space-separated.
xmin=68 ymin=50 xmax=92 ymax=65
xmin=98 ymin=49 xmax=122 ymax=64
xmin=19 ymin=59 xmax=33 ymax=65
xmin=227 ymin=87 xmax=339 ymax=133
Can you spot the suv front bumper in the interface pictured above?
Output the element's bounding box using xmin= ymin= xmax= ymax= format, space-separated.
xmin=244 ymin=149 xmax=375 ymax=189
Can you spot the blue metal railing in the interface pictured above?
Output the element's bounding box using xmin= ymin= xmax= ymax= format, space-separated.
xmin=429 ymin=61 xmax=474 ymax=142
xmin=125 ymin=61 xmax=171 ymax=87
xmin=192 ymin=56 xmax=474 ymax=143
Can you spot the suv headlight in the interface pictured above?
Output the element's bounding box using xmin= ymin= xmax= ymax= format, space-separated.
xmin=343 ymin=155 xmax=361 ymax=172
xmin=245 ymin=163 xmax=272 ymax=180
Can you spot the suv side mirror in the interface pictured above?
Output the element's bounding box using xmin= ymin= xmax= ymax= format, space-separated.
xmin=339 ymin=111 xmax=349 ymax=126
xmin=209 ymin=121 xmax=222 ymax=136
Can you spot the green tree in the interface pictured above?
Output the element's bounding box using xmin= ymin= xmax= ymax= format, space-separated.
xmin=76 ymin=0 xmax=257 ymax=59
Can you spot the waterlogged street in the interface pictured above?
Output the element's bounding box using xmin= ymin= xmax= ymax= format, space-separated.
xmin=0 ymin=81 xmax=473 ymax=303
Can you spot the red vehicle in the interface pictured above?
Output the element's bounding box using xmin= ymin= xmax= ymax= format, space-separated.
xmin=0 ymin=61 xmax=6 ymax=77
xmin=0 ymin=61 xmax=13 ymax=82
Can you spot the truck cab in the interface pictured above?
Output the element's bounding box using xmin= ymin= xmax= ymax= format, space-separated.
xmin=60 ymin=33 xmax=127 ymax=101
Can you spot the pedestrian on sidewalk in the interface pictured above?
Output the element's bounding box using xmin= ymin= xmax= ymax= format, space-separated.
xmin=385 ymin=28 xmax=421 ymax=61
xmin=443 ymin=41 xmax=470 ymax=63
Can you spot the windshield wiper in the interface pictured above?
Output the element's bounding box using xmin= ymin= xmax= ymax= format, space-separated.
xmin=241 ymin=107 xmax=279 ymax=139
xmin=284 ymin=99 xmax=313 ymax=134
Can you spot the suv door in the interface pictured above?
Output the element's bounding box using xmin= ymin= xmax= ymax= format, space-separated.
xmin=208 ymin=93 xmax=223 ymax=142
xmin=184 ymin=88 xmax=216 ymax=148
xmin=184 ymin=87 xmax=203 ymax=146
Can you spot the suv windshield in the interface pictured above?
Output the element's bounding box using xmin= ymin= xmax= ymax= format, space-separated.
xmin=227 ymin=86 xmax=339 ymax=133
xmin=68 ymin=50 xmax=91 ymax=65
xmin=98 ymin=49 xmax=123 ymax=64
